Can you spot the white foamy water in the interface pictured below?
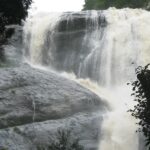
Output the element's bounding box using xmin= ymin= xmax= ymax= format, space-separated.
xmin=23 ymin=12 xmax=62 ymax=65
xmin=23 ymin=7 xmax=150 ymax=149
xmin=60 ymin=72 xmax=139 ymax=150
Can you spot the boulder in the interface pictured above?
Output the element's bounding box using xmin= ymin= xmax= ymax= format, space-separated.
xmin=0 ymin=64 xmax=107 ymax=150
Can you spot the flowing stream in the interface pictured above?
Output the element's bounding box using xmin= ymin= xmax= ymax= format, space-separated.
xmin=23 ymin=8 xmax=150 ymax=149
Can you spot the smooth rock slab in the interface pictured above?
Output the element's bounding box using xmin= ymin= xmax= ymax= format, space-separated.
xmin=0 ymin=112 xmax=103 ymax=150
xmin=0 ymin=65 xmax=107 ymax=149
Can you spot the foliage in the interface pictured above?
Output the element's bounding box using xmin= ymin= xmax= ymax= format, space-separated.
xmin=83 ymin=0 xmax=150 ymax=10
xmin=37 ymin=130 xmax=84 ymax=150
xmin=0 ymin=0 xmax=32 ymax=25
xmin=0 ymin=148 xmax=8 ymax=150
xmin=128 ymin=64 xmax=150 ymax=149
xmin=0 ymin=0 xmax=32 ymax=37
xmin=0 ymin=0 xmax=32 ymax=62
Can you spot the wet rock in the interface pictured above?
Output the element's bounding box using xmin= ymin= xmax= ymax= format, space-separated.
xmin=57 ymin=11 xmax=107 ymax=32
xmin=0 ymin=65 xmax=107 ymax=150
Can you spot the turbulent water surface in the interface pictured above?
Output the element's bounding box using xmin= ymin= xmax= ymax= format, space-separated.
xmin=22 ymin=8 xmax=150 ymax=150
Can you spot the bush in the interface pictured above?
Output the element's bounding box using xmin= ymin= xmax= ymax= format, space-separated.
xmin=128 ymin=64 xmax=150 ymax=149
xmin=37 ymin=130 xmax=84 ymax=150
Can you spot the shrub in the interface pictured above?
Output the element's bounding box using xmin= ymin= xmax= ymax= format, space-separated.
xmin=128 ymin=64 xmax=150 ymax=149
xmin=37 ymin=129 xmax=84 ymax=150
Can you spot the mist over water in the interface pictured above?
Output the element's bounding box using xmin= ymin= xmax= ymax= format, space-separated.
xmin=23 ymin=8 xmax=150 ymax=149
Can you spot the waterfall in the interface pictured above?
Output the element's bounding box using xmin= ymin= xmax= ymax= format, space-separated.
xmin=23 ymin=8 xmax=150 ymax=149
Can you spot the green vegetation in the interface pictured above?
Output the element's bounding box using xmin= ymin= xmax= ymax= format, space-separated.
xmin=128 ymin=64 xmax=150 ymax=149
xmin=0 ymin=0 xmax=32 ymax=26
xmin=83 ymin=0 xmax=150 ymax=10
xmin=0 ymin=62 xmax=8 ymax=68
xmin=0 ymin=148 xmax=8 ymax=150
xmin=0 ymin=0 xmax=32 ymax=63
xmin=37 ymin=130 xmax=84 ymax=150
xmin=0 ymin=0 xmax=32 ymax=38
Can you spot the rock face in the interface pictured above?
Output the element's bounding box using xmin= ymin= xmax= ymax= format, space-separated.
xmin=0 ymin=64 xmax=107 ymax=150
xmin=57 ymin=12 xmax=106 ymax=32
xmin=24 ymin=11 xmax=107 ymax=78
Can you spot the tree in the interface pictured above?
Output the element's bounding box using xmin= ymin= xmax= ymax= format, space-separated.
xmin=0 ymin=0 xmax=32 ymax=25
xmin=83 ymin=0 xmax=150 ymax=10
xmin=0 ymin=0 xmax=32 ymax=37
xmin=0 ymin=0 xmax=32 ymax=62
xmin=128 ymin=64 xmax=150 ymax=149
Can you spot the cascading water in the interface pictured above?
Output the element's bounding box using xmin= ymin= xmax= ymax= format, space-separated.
xmin=23 ymin=8 xmax=150 ymax=149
